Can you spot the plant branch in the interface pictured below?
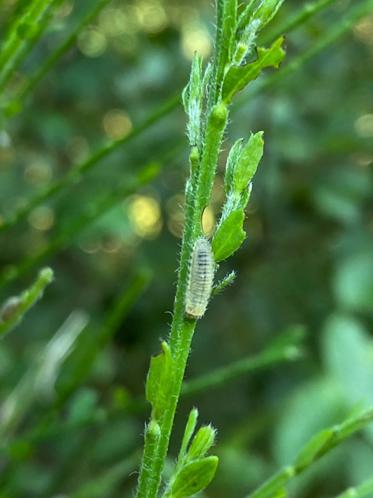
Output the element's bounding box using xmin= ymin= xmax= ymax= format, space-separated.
xmin=245 ymin=407 xmax=373 ymax=498
xmin=0 ymin=267 xmax=53 ymax=337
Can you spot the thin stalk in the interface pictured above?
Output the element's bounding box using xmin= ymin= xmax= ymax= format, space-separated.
xmin=335 ymin=477 xmax=373 ymax=498
xmin=246 ymin=407 xmax=373 ymax=498
xmin=0 ymin=0 xmax=339 ymax=235
xmin=135 ymin=19 xmax=230 ymax=498
xmin=0 ymin=0 xmax=62 ymax=92
xmin=182 ymin=327 xmax=304 ymax=397
xmin=0 ymin=267 xmax=53 ymax=337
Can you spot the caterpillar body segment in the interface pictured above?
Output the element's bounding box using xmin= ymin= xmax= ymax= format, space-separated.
xmin=185 ymin=237 xmax=215 ymax=319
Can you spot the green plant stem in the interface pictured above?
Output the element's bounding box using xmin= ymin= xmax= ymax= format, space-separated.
xmin=13 ymin=0 xmax=110 ymax=105
xmin=0 ymin=0 xmax=61 ymax=92
xmin=182 ymin=327 xmax=304 ymax=397
xmin=0 ymin=160 xmax=162 ymax=291
xmin=0 ymin=267 xmax=53 ymax=337
xmin=335 ymin=477 xmax=373 ymax=498
xmin=246 ymin=407 xmax=373 ymax=498
xmin=0 ymin=0 xmax=339 ymax=236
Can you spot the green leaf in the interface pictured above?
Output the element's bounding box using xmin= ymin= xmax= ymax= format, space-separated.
xmin=233 ymin=131 xmax=264 ymax=193
xmin=212 ymin=270 xmax=237 ymax=296
xmin=145 ymin=341 xmax=173 ymax=420
xmin=187 ymin=425 xmax=216 ymax=461
xmin=222 ymin=37 xmax=285 ymax=103
xmin=182 ymin=53 xmax=203 ymax=148
xmin=254 ymin=0 xmax=285 ymax=28
xmin=224 ymin=139 xmax=243 ymax=193
xmin=293 ymin=429 xmax=334 ymax=471
xmin=177 ymin=408 xmax=199 ymax=469
xmin=238 ymin=0 xmax=284 ymax=31
xmin=169 ymin=456 xmax=219 ymax=498
xmin=212 ymin=210 xmax=246 ymax=262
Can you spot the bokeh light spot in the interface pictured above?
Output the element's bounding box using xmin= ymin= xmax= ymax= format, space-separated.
xmin=354 ymin=113 xmax=373 ymax=138
xmin=127 ymin=195 xmax=162 ymax=239
xmin=28 ymin=206 xmax=55 ymax=231
xmin=134 ymin=0 xmax=168 ymax=34
xmin=24 ymin=161 xmax=52 ymax=186
xmin=181 ymin=22 xmax=211 ymax=59
xmin=103 ymin=109 xmax=133 ymax=140
xmin=166 ymin=194 xmax=185 ymax=238
xmin=99 ymin=7 xmax=129 ymax=36
xmin=78 ymin=27 xmax=107 ymax=57
xmin=353 ymin=16 xmax=373 ymax=46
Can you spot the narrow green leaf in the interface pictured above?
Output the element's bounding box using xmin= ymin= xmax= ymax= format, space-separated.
xmin=238 ymin=0 xmax=284 ymax=31
xmin=212 ymin=210 xmax=246 ymax=262
xmin=224 ymin=139 xmax=243 ymax=193
xmin=145 ymin=341 xmax=173 ymax=420
xmin=246 ymin=407 xmax=373 ymax=498
xmin=336 ymin=477 xmax=373 ymax=498
xmin=183 ymin=53 xmax=203 ymax=148
xmin=222 ymin=37 xmax=285 ymax=103
xmin=249 ymin=467 xmax=295 ymax=498
xmin=212 ymin=271 xmax=237 ymax=296
xmin=233 ymin=131 xmax=264 ymax=193
xmin=293 ymin=429 xmax=334 ymax=471
xmin=177 ymin=408 xmax=199 ymax=470
xmin=187 ymin=425 xmax=216 ymax=461
xmin=169 ymin=456 xmax=218 ymax=498
xmin=255 ymin=0 xmax=285 ymax=28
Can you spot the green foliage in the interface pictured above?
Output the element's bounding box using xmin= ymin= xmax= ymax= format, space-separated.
xmin=146 ymin=341 xmax=174 ymax=421
xmin=222 ymin=37 xmax=285 ymax=103
xmin=166 ymin=456 xmax=218 ymax=498
xmin=212 ymin=210 xmax=246 ymax=262
xmin=163 ymin=409 xmax=218 ymax=498
xmin=0 ymin=0 xmax=372 ymax=497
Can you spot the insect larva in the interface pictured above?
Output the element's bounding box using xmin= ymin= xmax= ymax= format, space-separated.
xmin=185 ymin=237 xmax=215 ymax=319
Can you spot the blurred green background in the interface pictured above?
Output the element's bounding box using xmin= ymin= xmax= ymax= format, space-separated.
xmin=0 ymin=0 xmax=373 ymax=497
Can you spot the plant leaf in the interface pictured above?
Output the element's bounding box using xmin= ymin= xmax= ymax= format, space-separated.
xmin=187 ymin=425 xmax=216 ymax=461
xmin=145 ymin=341 xmax=173 ymax=420
xmin=177 ymin=408 xmax=198 ymax=470
xmin=224 ymin=139 xmax=243 ymax=193
xmin=222 ymin=37 xmax=285 ymax=103
xmin=233 ymin=131 xmax=264 ymax=193
xmin=293 ymin=429 xmax=334 ymax=471
xmin=212 ymin=210 xmax=246 ymax=262
xmin=169 ymin=456 xmax=218 ymax=498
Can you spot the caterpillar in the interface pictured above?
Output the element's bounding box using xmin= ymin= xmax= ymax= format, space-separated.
xmin=185 ymin=237 xmax=215 ymax=319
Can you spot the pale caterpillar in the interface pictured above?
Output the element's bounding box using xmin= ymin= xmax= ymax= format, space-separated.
xmin=185 ymin=237 xmax=215 ymax=319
